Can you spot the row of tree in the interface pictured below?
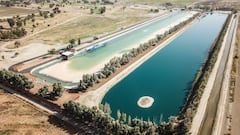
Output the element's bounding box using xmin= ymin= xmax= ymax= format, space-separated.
xmin=0 ymin=14 xmax=35 ymax=40
xmin=37 ymin=83 xmax=64 ymax=100
xmin=63 ymin=101 xmax=182 ymax=135
xmin=39 ymin=7 xmax=61 ymax=19
xmin=0 ymin=28 xmax=27 ymax=40
xmin=0 ymin=7 xmax=60 ymax=40
xmin=90 ymin=6 xmax=106 ymax=14
xmin=3 ymin=13 xmax=35 ymax=28
xmin=0 ymin=69 xmax=34 ymax=91
xmin=77 ymin=13 xmax=197 ymax=91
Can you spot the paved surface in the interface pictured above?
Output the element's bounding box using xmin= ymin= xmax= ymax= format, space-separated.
xmin=199 ymin=15 xmax=237 ymax=135
xmin=211 ymin=15 xmax=238 ymax=135
xmin=231 ymin=14 xmax=240 ymax=135
xmin=190 ymin=15 xmax=236 ymax=135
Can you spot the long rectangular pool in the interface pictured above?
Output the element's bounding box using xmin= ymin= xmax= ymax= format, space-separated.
xmin=101 ymin=13 xmax=228 ymax=122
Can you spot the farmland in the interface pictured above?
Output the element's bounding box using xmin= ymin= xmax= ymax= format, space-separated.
xmin=0 ymin=88 xmax=79 ymax=135
xmin=0 ymin=7 xmax=37 ymax=17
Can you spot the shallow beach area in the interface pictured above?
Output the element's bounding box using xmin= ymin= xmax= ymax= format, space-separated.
xmin=39 ymin=12 xmax=196 ymax=83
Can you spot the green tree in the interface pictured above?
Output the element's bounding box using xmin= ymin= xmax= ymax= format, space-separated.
xmin=66 ymin=44 xmax=73 ymax=50
xmin=32 ymin=18 xmax=35 ymax=24
xmin=49 ymin=3 xmax=55 ymax=8
xmin=14 ymin=52 xmax=19 ymax=57
xmin=44 ymin=14 xmax=48 ymax=18
xmin=69 ymin=39 xmax=75 ymax=45
xmin=0 ymin=70 xmax=34 ymax=91
xmin=78 ymin=80 xmax=87 ymax=91
xmin=14 ymin=41 xmax=20 ymax=48
xmin=50 ymin=13 xmax=54 ymax=18
xmin=78 ymin=38 xmax=81 ymax=45
xmin=39 ymin=11 xmax=43 ymax=16
xmin=48 ymin=48 xmax=56 ymax=54
xmin=16 ymin=20 xmax=22 ymax=27
xmin=37 ymin=85 xmax=49 ymax=97
xmin=23 ymin=19 xmax=26 ymax=26
xmin=99 ymin=6 xmax=106 ymax=14
xmin=90 ymin=8 xmax=94 ymax=14
xmin=51 ymin=83 xmax=64 ymax=97
xmin=31 ymin=13 xmax=35 ymax=18
xmin=7 ymin=18 xmax=15 ymax=27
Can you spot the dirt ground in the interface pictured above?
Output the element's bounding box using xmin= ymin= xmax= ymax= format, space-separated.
xmin=0 ymin=5 xmax=156 ymax=48
xmin=0 ymin=7 xmax=37 ymax=17
xmin=27 ymin=7 xmax=154 ymax=44
xmin=0 ymin=88 xmax=80 ymax=135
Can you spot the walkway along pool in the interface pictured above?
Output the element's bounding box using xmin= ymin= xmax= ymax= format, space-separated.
xmin=101 ymin=13 xmax=228 ymax=122
xmin=32 ymin=11 xmax=196 ymax=84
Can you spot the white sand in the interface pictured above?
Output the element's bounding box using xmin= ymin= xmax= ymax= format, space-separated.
xmin=0 ymin=43 xmax=63 ymax=70
xmin=76 ymin=13 xmax=198 ymax=107
xmin=137 ymin=96 xmax=154 ymax=108
xmin=40 ymin=12 xmax=197 ymax=83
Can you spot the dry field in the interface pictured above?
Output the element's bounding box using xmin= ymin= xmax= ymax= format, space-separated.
xmin=122 ymin=0 xmax=196 ymax=6
xmin=0 ymin=5 xmax=86 ymax=46
xmin=0 ymin=88 xmax=79 ymax=135
xmin=0 ymin=5 xmax=155 ymax=48
xmin=0 ymin=7 xmax=37 ymax=17
xmin=29 ymin=7 xmax=152 ymax=44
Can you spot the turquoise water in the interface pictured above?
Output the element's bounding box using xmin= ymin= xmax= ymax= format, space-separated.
xmin=68 ymin=11 xmax=193 ymax=70
xmin=32 ymin=11 xmax=194 ymax=86
xmin=102 ymin=13 xmax=228 ymax=122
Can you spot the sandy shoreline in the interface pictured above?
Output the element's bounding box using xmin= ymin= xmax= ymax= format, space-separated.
xmin=39 ymin=12 xmax=196 ymax=83
xmin=76 ymin=14 xmax=198 ymax=107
